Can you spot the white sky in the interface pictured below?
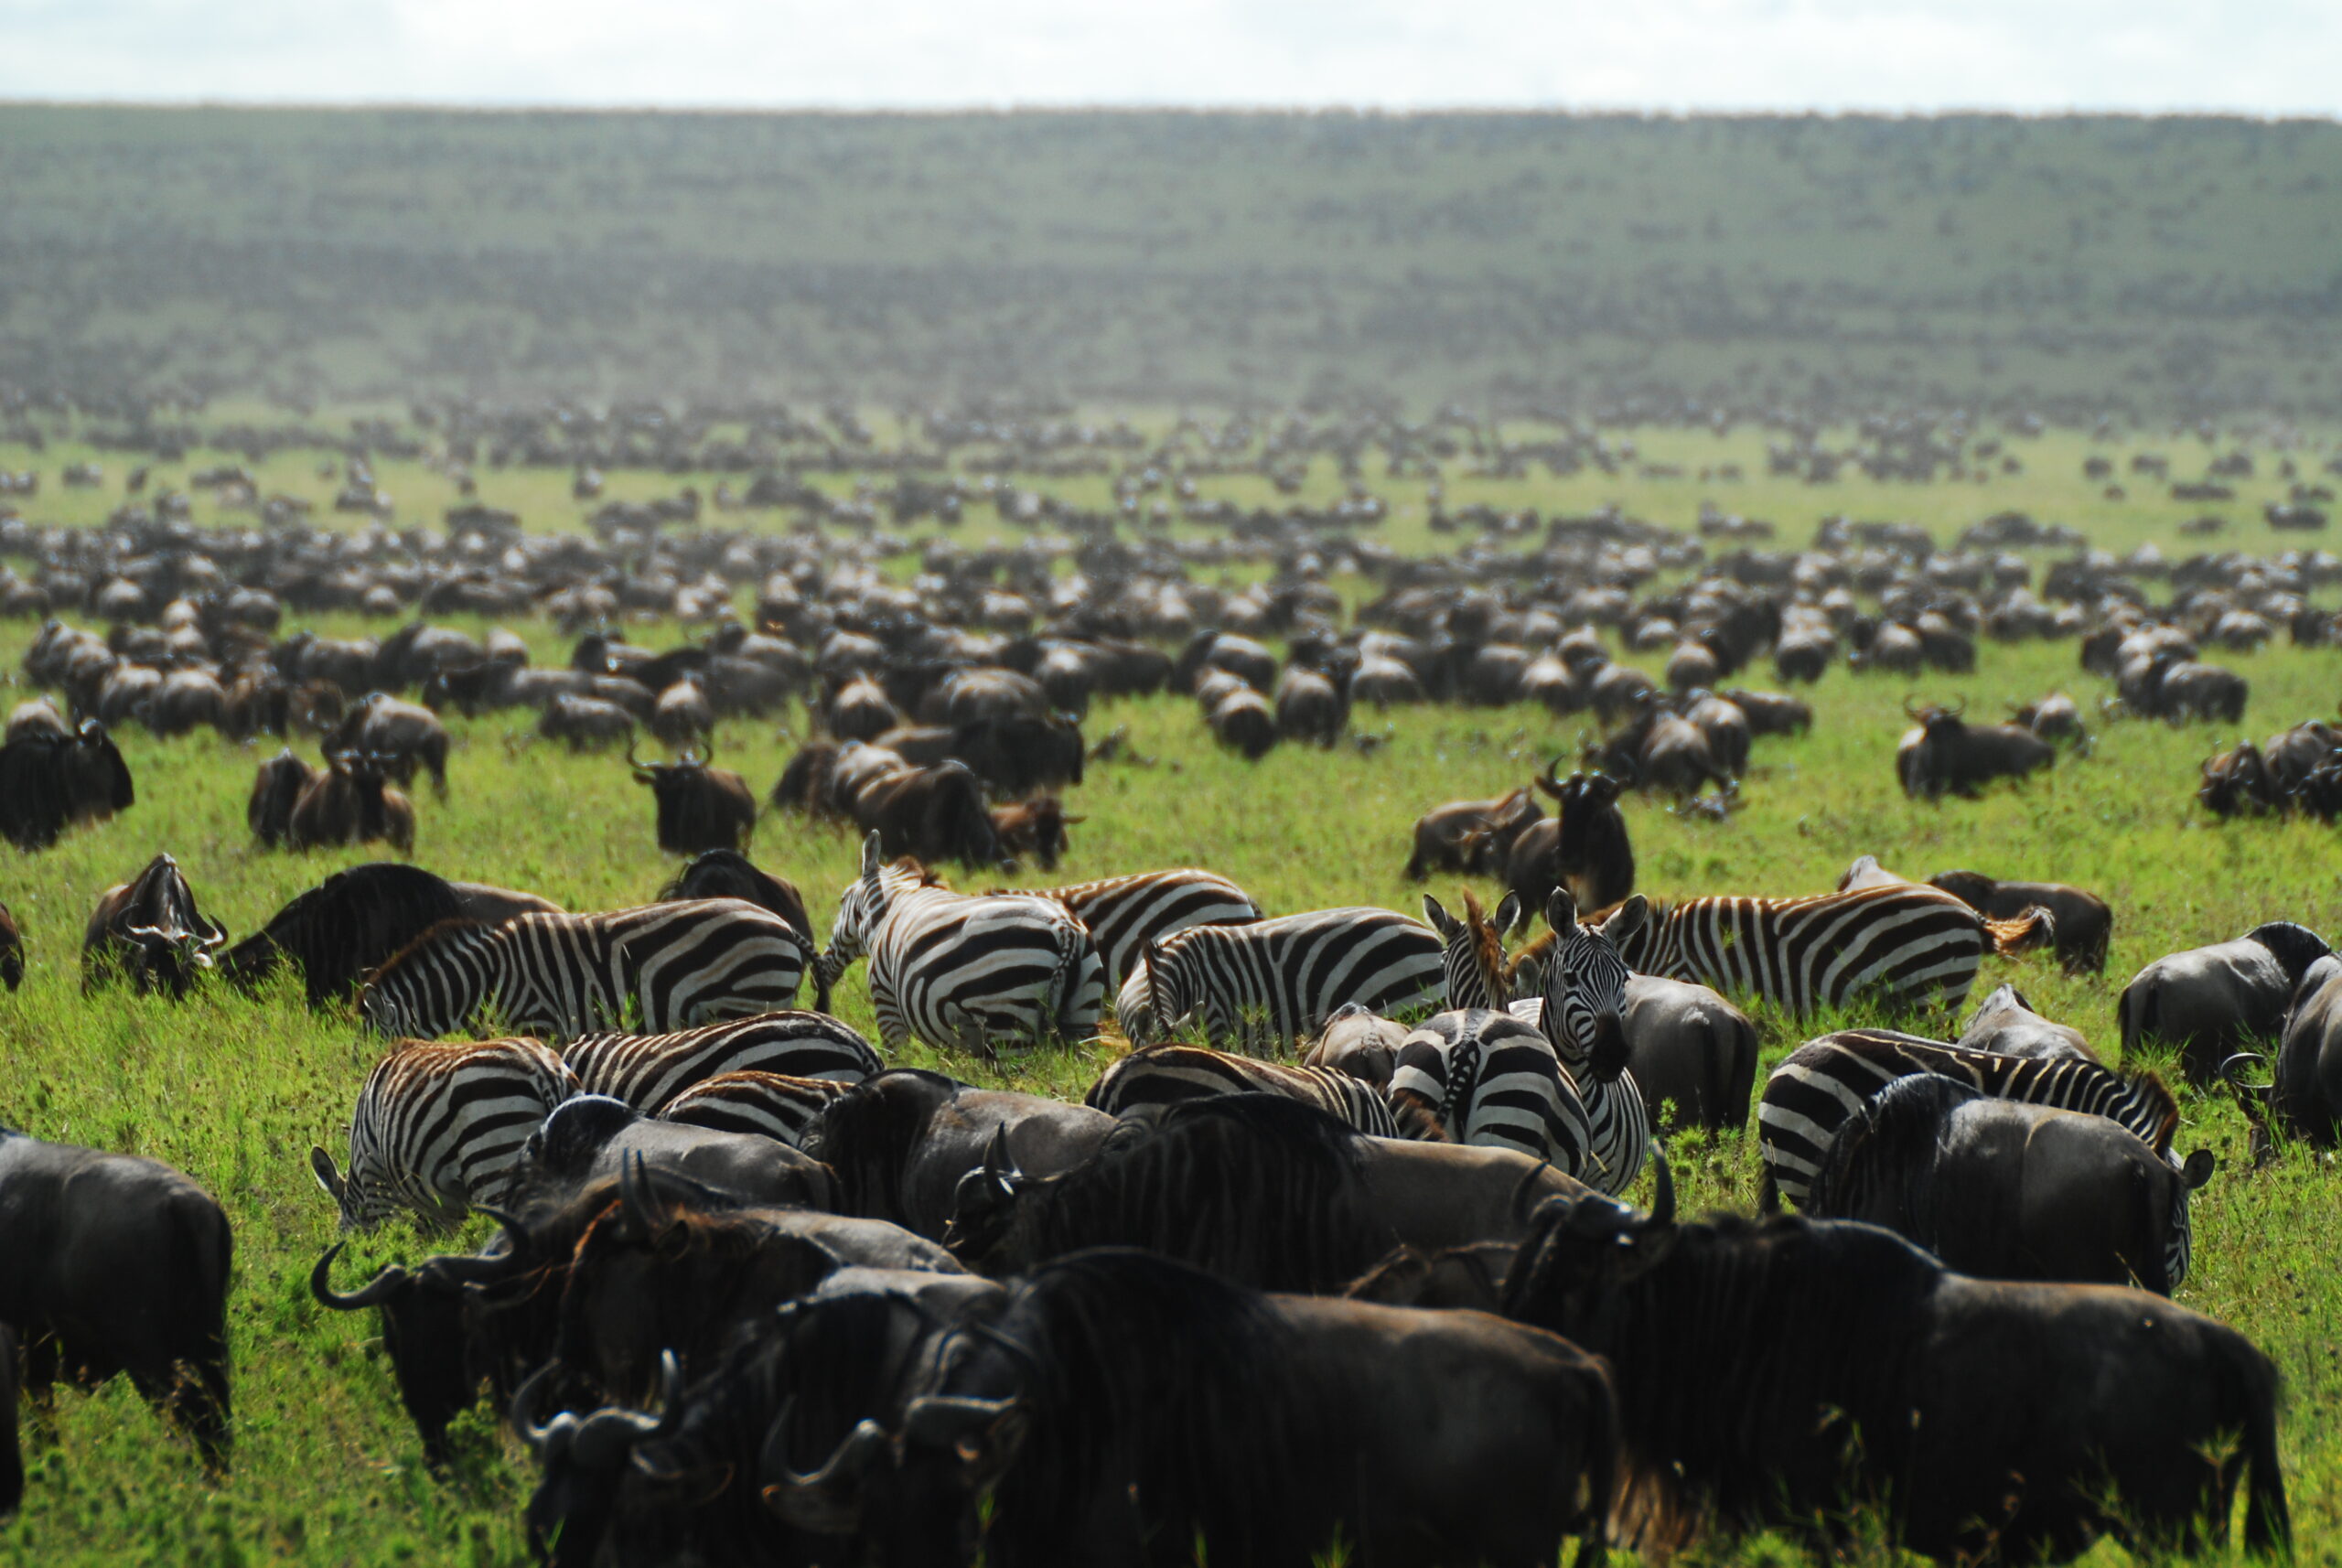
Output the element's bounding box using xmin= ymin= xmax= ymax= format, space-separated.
xmin=2 ymin=0 xmax=2337 ymax=114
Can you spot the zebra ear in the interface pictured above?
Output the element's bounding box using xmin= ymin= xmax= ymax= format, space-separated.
xmin=309 ymin=1144 xmax=345 ymax=1203
xmin=2182 ymin=1149 xmax=2216 ymax=1189
xmin=1495 ymin=892 xmax=1524 ymax=935
xmin=1599 ymin=896 xmax=1649 ymax=948
xmin=1421 ymin=895 xmax=1456 ymax=938
xmin=858 ymin=831 xmax=883 ymax=883
xmin=1544 ymin=886 xmax=1579 ymax=934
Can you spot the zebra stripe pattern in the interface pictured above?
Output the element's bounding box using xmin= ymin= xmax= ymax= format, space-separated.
xmin=1422 ymin=889 xmax=1523 ymax=1013
xmin=310 ymin=1036 xmax=578 ymax=1232
xmin=358 ymin=899 xmax=816 ymax=1041
xmin=824 ymin=834 xmax=1104 ymax=1058
xmin=1604 ymin=883 xmax=2036 ymax=1018
xmin=564 ymin=1012 xmax=883 ymax=1113
xmin=1531 ymin=890 xmax=1649 ymax=1196
xmin=1389 ymin=1010 xmax=1592 ymax=1170
xmin=1133 ymin=906 xmax=1445 ymax=1055
xmin=1086 ymin=1045 xmax=1400 ymax=1136
xmin=1037 ymin=869 xmax=1262 ymax=990
xmin=656 ymin=1070 xmax=851 ymax=1147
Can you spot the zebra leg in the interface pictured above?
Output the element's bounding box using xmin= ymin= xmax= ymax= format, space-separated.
xmin=945 ymin=1003 xmax=998 ymax=1068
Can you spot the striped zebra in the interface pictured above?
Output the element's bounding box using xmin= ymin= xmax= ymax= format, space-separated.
xmin=1590 ymin=883 xmax=2053 ymax=1019
xmin=657 ymin=1070 xmax=850 ymax=1146
xmin=307 ymin=1036 xmax=578 ymax=1233
xmin=1422 ymin=888 xmax=1529 ymax=1013
xmin=564 ymin=1013 xmax=882 ymax=1113
xmin=1526 ymin=889 xmax=1650 ymax=1196
xmin=358 ymin=899 xmax=817 ymax=1041
xmin=1758 ymin=1028 xmax=2198 ymax=1286
xmin=1086 ymin=1045 xmax=1399 ymax=1136
xmin=1127 ymin=906 xmax=1445 ymax=1055
xmin=822 ymin=833 xmax=1104 ymax=1059
xmin=1387 ymin=1010 xmax=1594 ymax=1172
xmin=1032 ymin=869 xmax=1262 ymax=989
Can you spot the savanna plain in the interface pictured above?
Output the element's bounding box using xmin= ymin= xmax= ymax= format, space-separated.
xmin=2 ymin=418 xmax=2340 ymax=1566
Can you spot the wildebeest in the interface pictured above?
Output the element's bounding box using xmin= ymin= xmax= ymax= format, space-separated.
xmin=1927 ymin=869 xmax=2111 ymax=975
xmin=1620 ymin=973 xmax=1760 ymax=1133
xmin=2009 ymin=692 xmax=2086 ymax=746
xmin=0 ymin=1322 xmax=16 ymax=1515
xmin=1955 ymin=983 xmax=2096 ymax=1061
xmin=288 ymin=749 xmax=416 ymax=854
xmin=221 ymin=863 xmax=555 ymax=1006
xmin=1808 ymin=1075 xmax=2212 ymax=1292
xmin=2266 ymin=953 xmax=2342 ymax=1146
xmin=326 ymin=693 xmax=450 ymax=795
xmin=246 ymin=748 xmax=318 ymax=847
xmin=1208 ymin=687 xmax=1278 ymax=759
xmin=2119 ymin=921 xmax=2331 ymax=1085
xmin=756 ymin=1249 xmax=1619 ymax=1568
xmin=1587 ymin=700 xmax=1732 ymax=798
xmin=1502 ymin=1168 xmax=2288 ymax=1562
xmin=0 ymin=718 xmax=134 ymax=851
xmin=0 ymin=899 xmax=20 ymax=991
xmin=847 ymin=758 xmax=1009 ymax=870
xmin=656 ymin=849 xmax=815 ymax=946
xmin=540 ymin=693 xmax=638 ymax=751
xmin=82 ymin=853 xmax=227 ymax=998
xmin=1402 ymin=785 xmax=1542 ymax=881
xmin=630 ymin=741 xmax=757 ymax=855
xmin=1895 ymin=699 xmax=2055 ymax=799
xmin=2197 ymin=739 xmax=2282 ymax=817
xmin=824 ymin=675 xmax=901 ymax=741
xmin=1273 ymin=666 xmax=1347 ymax=746
xmin=949 ymin=712 xmax=1085 ymax=798
xmin=521 ymin=1096 xmax=838 ymax=1210
xmin=0 ymin=1129 xmax=233 ymax=1467
xmin=803 ymin=1069 xmax=1119 ymax=1240
xmin=1720 ymin=686 xmax=1812 ymax=736
xmin=988 ymin=796 xmax=1075 ymax=871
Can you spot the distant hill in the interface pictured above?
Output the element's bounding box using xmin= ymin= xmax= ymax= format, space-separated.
xmin=1 ymin=106 xmax=2337 ymax=417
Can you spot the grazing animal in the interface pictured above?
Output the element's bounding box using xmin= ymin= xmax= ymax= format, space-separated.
xmin=0 ymin=718 xmax=134 ymax=850
xmin=847 ymin=758 xmax=1010 ymax=870
xmin=1207 ymin=686 xmax=1278 ymax=758
xmin=327 ymin=693 xmax=450 ymax=795
xmin=1387 ymin=1009 xmax=1593 ymax=1170
xmin=246 ymin=748 xmax=318 ymax=847
xmin=1528 ymin=888 xmax=1649 ymax=1195
xmin=359 ymin=899 xmax=818 ymax=1039
xmin=220 ymin=863 xmax=553 ymax=1006
xmin=656 ymin=1071 xmax=854 ymax=1146
xmin=2119 ymin=921 xmax=2331 ymax=1085
xmin=655 ymin=848 xmax=816 ymax=949
xmin=1403 ymin=786 xmax=1542 ymax=881
xmin=759 ymin=1249 xmax=1618 ymax=1568
xmin=1128 ymin=905 xmax=1444 ymax=1052
xmin=987 ymin=795 xmax=1076 ymax=871
xmin=2010 ymin=692 xmax=2086 ymax=745
xmin=1956 ymin=983 xmax=2097 ymax=1061
xmin=310 ymin=1036 xmax=580 ymax=1232
xmin=0 ymin=1131 xmax=233 ymax=1467
xmin=820 ymin=834 xmax=1104 ymax=1059
xmin=563 ymin=1014 xmax=882 ymax=1113
xmin=1927 ymin=869 xmax=2111 ymax=975
xmin=2267 ymin=952 xmax=2342 ymax=1146
xmin=1543 ymin=767 xmax=1636 ymax=913
xmin=287 ymin=749 xmax=416 ymax=854
xmin=1808 ymin=1074 xmax=2212 ymax=1292
xmin=1501 ymin=1174 xmax=2288 ymax=1562
xmin=629 ymin=742 xmax=757 ymax=855
xmin=0 ymin=900 xmax=21 ymax=992
xmin=0 ymin=1323 xmax=16 ymax=1515
xmin=1088 ymin=1044 xmax=1401 ymax=1135
xmin=520 ymin=1095 xmax=837 ymax=1209
xmin=1895 ymin=698 xmax=2056 ymax=799
xmin=540 ymin=693 xmax=637 ymax=751
xmin=1597 ymin=882 xmax=2053 ymax=1019
xmin=81 ymin=853 xmax=227 ymax=998
xmin=1029 ymin=867 xmax=1261 ymax=991
xmin=1272 ymin=666 xmax=1347 ymax=746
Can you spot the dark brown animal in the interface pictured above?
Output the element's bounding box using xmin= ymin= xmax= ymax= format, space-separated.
xmin=630 ymin=742 xmax=757 ymax=856
xmin=288 ymin=750 xmax=416 ymax=855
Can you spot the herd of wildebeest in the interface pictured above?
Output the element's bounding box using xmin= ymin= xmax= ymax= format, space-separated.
xmin=9 ymin=436 xmax=2342 ymax=1565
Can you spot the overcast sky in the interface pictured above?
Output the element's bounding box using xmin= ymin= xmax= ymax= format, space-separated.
xmin=3 ymin=0 xmax=2336 ymax=114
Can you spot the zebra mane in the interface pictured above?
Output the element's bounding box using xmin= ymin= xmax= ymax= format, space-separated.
xmin=364 ymin=915 xmax=500 ymax=985
xmin=2122 ymin=1067 xmax=2180 ymax=1155
xmin=1457 ymin=888 xmax=1511 ymax=1007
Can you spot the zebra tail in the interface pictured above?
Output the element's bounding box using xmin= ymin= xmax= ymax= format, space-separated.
xmin=1982 ymin=905 xmax=2057 ymax=957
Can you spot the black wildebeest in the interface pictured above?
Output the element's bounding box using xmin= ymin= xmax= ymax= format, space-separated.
xmin=2261 ymin=952 xmax=2342 ymax=1146
xmin=848 ymin=759 xmax=1009 ymax=871
xmin=0 ymin=1130 xmax=233 ymax=1469
xmin=1927 ymin=869 xmax=2111 ymax=975
xmin=757 ymin=1249 xmax=1619 ymax=1568
xmin=288 ymin=749 xmax=416 ymax=855
xmin=521 ymin=1096 xmax=839 ymax=1210
xmin=630 ymin=741 xmax=757 ymax=855
xmin=222 ymin=863 xmax=556 ymax=1006
xmin=1807 ymin=1074 xmax=2211 ymax=1292
xmin=1955 ymin=983 xmax=2096 ymax=1061
xmin=1403 ymin=784 xmax=1542 ymax=881
xmin=2010 ymin=692 xmax=2088 ymax=746
xmin=246 ymin=748 xmax=318 ymax=848
xmin=1502 ymin=1166 xmax=2288 ymax=1563
xmin=0 ymin=899 xmax=23 ymax=991
xmin=1895 ymin=698 xmax=2055 ymax=799
xmin=82 ymin=853 xmax=226 ymax=998
xmin=2119 ymin=921 xmax=2331 ymax=1086
xmin=1208 ymin=687 xmax=1278 ymax=759
xmin=326 ymin=693 xmax=450 ymax=796
xmin=657 ymin=849 xmax=816 ymax=947
xmin=1502 ymin=768 xmax=1634 ymax=914
xmin=0 ymin=718 xmax=134 ymax=851
xmin=989 ymin=796 xmax=1077 ymax=872
xmin=540 ymin=693 xmax=638 ymax=752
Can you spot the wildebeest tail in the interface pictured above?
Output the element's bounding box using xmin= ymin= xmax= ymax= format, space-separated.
xmin=1982 ymin=905 xmax=2056 ymax=956
xmin=171 ymin=1193 xmax=235 ymax=1461
xmin=2119 ymin=976 xmax=2154 ymax=1058
xmin=2230 ymin=1339 xmax=2292 ymax=1553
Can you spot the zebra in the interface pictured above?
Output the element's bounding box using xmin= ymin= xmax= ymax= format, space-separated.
xmin=1528 ymin=888 xmax=1651 ymax=1197
xmin=1086 ymin=1045 xmax=1400 ymax=1136
xmin=307 ymin=1036 xmax=578 ymax=1233
xmin=1127 ymin=906 xmax=1445 ymax=1055
xmin=1757 ymin=1027 xmax=2202 ymax=1286
xmin=657 ymin=1070 xmax=851 ymax=1147
xmin=1387 ymin=1010 xmax=1594 ymax=1172
xmin=822 ymin=832 xmax=1104 ymax=1059
xmin=564 ymin=1013 xmax=882 ymax=1113
xmin=1032 ymin=869 xmax=1262 ymax=990
xmin=1422 ymin=888 xmax=1530 ymax=1014
xmin=1586 ymin=883 xmax=2053 ymax=1020
xmin=358 ymin=899 xmax=817 ymax=1041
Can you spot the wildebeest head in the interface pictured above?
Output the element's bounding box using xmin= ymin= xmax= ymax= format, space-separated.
xmin=2199 ymin=740 xmax=2281 ymax=819
xmin=629 ymin=739 xmax=756 ymax=855
xmin=85 ymin=853 xmax=227 ymax=998
xmin=517 ymin=1353 xmax=686 ymax=1566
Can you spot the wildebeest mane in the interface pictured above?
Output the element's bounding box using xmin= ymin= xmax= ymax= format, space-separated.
xmin=972 ymin=1249 xmax=1323 ymax=1568
xmin=804 ymin=1069 xmax=963 ymax=1223
xmin=959 ymin=1094 xmax=1396 ymax=1292
xmin=656 ymin=850 xmax=815 ymax=946
xmin=226 ymin=863 xmax=466 ymax=1005
xmin=1503 ymin=1200 xmax=1941 ymax=1542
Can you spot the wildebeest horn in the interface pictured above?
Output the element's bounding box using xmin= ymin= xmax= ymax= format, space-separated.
xmin=625 ymin=739 xmax=653 ymax=779
xmin=1902 ymin=695 xmax=1924 ymax=719
xmin=510 ymin=1361 xmax=571 ymax=1456
xmin=1947 ymin=694 xmax=1967 ymax=718
xmin=618 ymin=1150 xmax=667 ymax=1239
xmin=902 ymin=1393 xmax=1016 ymax=1444
xmin=696 ymin=735 xmax=716 ymax=767
xmin=1646 ymin=1147 xmax=1677 ymax=1229
xmin=760 ymin=1400 xmax=889 ymax=1531
xmin=1535 ymin=756 xmax=1565 ymax=796
xmin=569 ymin=1352 xmax=683 ymax=1468
xmin=309 ymin=1242 xmax=410 ymax=1309
xmin=981 ymin=1124 xmax=1017 ymax=1187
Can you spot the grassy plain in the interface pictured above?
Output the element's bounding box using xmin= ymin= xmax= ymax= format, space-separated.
xmin=0 ymin=425 xmax=2339 ymax=1563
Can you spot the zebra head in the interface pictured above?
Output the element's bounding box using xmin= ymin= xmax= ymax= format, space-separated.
xmin=1538 ymin=888 xmax=1645 ymax=1077
xmin=1423 ymin=888 xmax=1522 ymax=1012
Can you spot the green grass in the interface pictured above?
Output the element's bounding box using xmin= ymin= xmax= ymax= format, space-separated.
xmin=1 ymin=420 xmax=2341 ymax=1563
